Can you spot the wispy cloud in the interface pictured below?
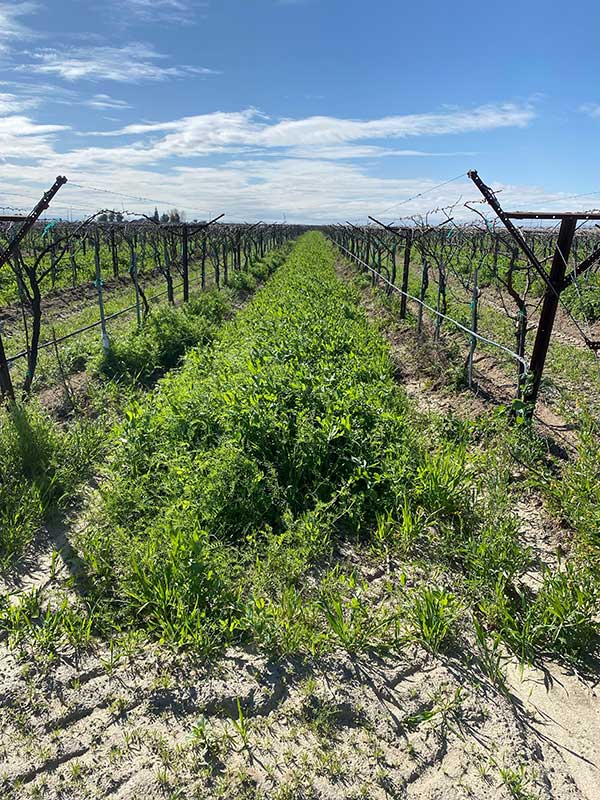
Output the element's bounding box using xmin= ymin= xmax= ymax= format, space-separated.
xmin=0 ymin=80 xmax=80 ymax=109
xmin=579 ymin=103 xmax=600 ymax=119
xmin=22 ymin=43 xmax=218 ymax=82
xmin=82 ymin=104 xmax=532 ymax=162
xmin=283 ymin=145 xmax=476 ymax=160
xmin=3 ymin=155 xmax=574 ymax=226
xmin=85 ymin=93 xmax=132 ymax=110
xmin=0 ymin=2 xmax=38 ymax=53
xmin=0 ymin=115 xmax=69 ymax=160
xmin=0 ymin=91 xmax=39 ymax=115
xmin=119 ymin=0 xmax=207 ymax=24
xmin=0 ymin=101 xmax=539 ymax=222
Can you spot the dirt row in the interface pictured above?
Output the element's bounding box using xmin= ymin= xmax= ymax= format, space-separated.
xmin=2 ymin=618 xmax=597 ymax=800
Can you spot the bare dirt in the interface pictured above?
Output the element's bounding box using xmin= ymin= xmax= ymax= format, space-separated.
xmin=1 ymin=554 xmax=598 ymax=799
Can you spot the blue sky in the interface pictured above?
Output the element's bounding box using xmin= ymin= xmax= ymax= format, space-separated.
xmin=1 ymin=0 xmax=599 ymax=222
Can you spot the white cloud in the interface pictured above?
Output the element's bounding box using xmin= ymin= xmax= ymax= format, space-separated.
xmin=579 ymin=103 xmax=600 ymax=119
xmin=0 ymin=101 xmax=544 ymax=223
xmin=85 ymin=94 xmax=132 ymax=110
xmin=120 ymin=0 xmax=206 ymax=24
xmin=0 ymin=115 xmax=69 ymax=160
xmin=0 ymin=92 xmax=39 ymax=115
xmin=75 ymin=105 xmax=530 ymax=165
xmin=5 ymin=158 xmax=575 ymax=226
xmin=253 ymin=105 xmax=533 ymax=145
xmin=101 ymin=103 xmax=531 ymax=143
xmin=22 ymin=43 xmax=218 ymax=82
xmin=0 ymin=2 xmax=37 ymax=53
xmin=285 ymin=145 xmax=476 ymax=160
xmin=0 ymin=80 xmax=79 ymax=108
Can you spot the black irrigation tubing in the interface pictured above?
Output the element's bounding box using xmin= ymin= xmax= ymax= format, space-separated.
xmin=335 ymin=242 xmax=528 ymax=369
xmin=6 ymin=281 xmax=184 ymax=365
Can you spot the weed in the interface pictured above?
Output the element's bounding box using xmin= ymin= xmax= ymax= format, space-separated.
xmin=497 ymin=762 xmax=539 ymax=800
xmin=319 ymin=579 xmax=395 ymax=653
xmin=232 ymin=698 xmax=252 ymax=747
xmin=96 ymin=298 xmax=220 ymax=385
xmin=473 ymin=616 xmax=509 ymax=692
xmin=372 ymin=500 xmax=425 ymax=555
xmin=0 ymin=403 xmax=103 ymax=567
xmin=0 ymin=588 xmax=94 ymax=662
xmin=401 ymin=686 xmax=464 ymax=729
xmin=502 ymin=564 xmax=599 ymax=661
xmin=405 ymin=585 xmax=462 ymax=653
xmin=415 ymin=447 xmax=472 ymax=520
xmin=78 ymin=233 xmax=425 ymax=649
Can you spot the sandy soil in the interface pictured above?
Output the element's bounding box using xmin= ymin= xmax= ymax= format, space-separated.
xmin=1 ymin=569 xmax=598 ymax=800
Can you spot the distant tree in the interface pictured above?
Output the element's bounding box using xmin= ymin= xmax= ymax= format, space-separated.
xmin=153 ymin=207 xmax=160 ymax=223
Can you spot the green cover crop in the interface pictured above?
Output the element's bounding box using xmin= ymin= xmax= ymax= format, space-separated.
xmin=76 ymin=233 xmax=598 ymax=661
xmin=80 ymin=233 xmax=424 ymax=646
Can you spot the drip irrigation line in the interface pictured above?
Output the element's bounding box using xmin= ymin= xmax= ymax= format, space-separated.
xmin=6 ymin=281 xmax=184 ymax=365
xmin=335 ymin=242 xmax=528 ymax=368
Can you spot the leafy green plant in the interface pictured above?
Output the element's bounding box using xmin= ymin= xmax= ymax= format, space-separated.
xmin=562 ymin=272 xmax=600 ymax=322
xmin=78 ymin=233 xmax=427 ymax=649
xmin=318 ymin=583 xmax=394 ymax=653
xmin=405 ymin=585 xmax=461 ymax=653
xmin=0 ymin=403 xmax=103 ymax=567
xmin=227 ymin=271 xmax=256 ymax=292
xmin=0 ymin=588 xmax=94 ymax=661
xmin=549 ymin=413 xmax=600 ymax=561
xmin=473 ymin=616 xmax=508 ymax=692
xmin=97 ymin=301 xmax=217 ymax=384
xmin=372 ymin=500 xmax=425 ymax=555
xmin=415 ymin=447 xmax=471 ymax=520
xmin=497 ymin=762 xmax=539 ymax=800
xmin=232 ymin=698 xmax=252 ymax=747
xmin=502 ymin=564 xmax=599 ymax=661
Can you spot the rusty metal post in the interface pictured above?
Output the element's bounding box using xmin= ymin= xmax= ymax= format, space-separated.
xmin=525 ymin=218 xmax=577 ymax=408
xmin=400 ymin=229 xmax=412 ymax=319
xmin=182 ymin=224 xmax=189 ymax=302
xmin=0 ymin=323 xmax=14 ymax=400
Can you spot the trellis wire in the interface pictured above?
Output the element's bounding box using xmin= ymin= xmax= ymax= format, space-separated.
xmin=0 ymin=214 xmax=299 ymax=393
xmin=335 ymin=242 xmax=528 ymax=369
xmin=5 ymin=281 xmax=184 ymax=365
